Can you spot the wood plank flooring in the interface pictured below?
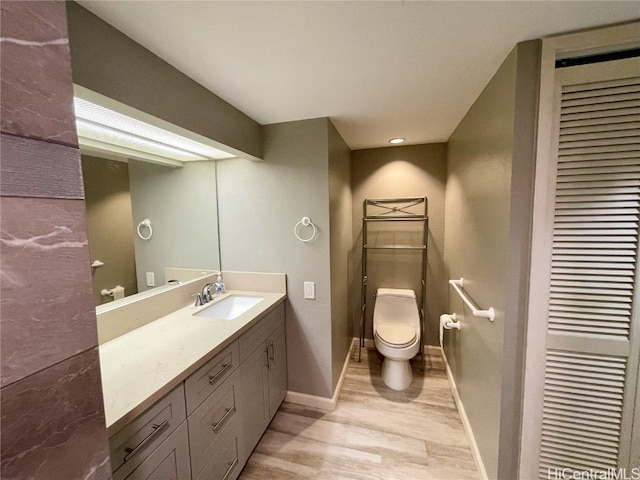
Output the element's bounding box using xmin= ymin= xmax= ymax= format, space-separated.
xmin=239 ymin=347 xmax=479 ymax=480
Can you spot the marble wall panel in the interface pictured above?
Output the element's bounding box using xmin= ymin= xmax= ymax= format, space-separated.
xmin=0 ymin=0 xmax=78 ymax=146
xmin=0 ymin=2 xmax=111 ymax=478
xmin=0 ymin=347 xmax=111 ymax=480
xmin=0 ymin=134 xmax=84 ymax=199
xmin=0 ymin=196 xmax=98 ymax=387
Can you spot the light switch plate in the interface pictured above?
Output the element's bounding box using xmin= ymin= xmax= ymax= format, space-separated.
xmin=304 ymin=281 xmax=315 ymax=300
xmin=146 ymin=272 xmax=155 ymax=287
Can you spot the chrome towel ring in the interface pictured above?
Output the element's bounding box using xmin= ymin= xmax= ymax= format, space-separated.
xmin=137 ymin=218 xmax=153 ymax=240
xmin=294 ymin=216 xmax=317 ymax=242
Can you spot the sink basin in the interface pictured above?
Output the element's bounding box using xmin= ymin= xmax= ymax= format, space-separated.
xmin=194 ymin=295 xmax=264 ymax=320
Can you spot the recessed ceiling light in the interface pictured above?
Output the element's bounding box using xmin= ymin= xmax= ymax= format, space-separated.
xmin=389 ymin=138 xmax=405 ymax=144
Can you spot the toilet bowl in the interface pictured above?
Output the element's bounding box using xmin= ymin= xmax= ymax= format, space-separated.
xmin=373 ymin=288 xmax=421 ymax=391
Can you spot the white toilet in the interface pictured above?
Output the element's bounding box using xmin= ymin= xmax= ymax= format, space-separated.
xmin=373 ymin=288 xmax=421 ymax=391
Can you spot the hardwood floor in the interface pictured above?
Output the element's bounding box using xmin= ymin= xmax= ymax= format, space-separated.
xmin=239 ymin=347 xmax=479 ymax=479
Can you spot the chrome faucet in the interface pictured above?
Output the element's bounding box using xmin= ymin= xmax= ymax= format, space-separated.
xmin=201 ymin=282 xmax=217 ymax=304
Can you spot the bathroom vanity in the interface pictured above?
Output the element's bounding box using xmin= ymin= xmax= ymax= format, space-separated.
xmin=98 ymin=272 xmax=287 ymax=480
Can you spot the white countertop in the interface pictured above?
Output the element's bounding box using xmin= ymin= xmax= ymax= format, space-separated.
xmin=99 ymin=290 xmax=286 ymax=434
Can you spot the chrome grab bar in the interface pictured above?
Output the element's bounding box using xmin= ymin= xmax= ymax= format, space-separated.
xmin=449 ymin=278 xmax=495 ymax=321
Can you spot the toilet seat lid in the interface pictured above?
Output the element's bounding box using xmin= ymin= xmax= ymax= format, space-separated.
xmin=375 ymin=323 xmax=417 ymax=348
xmin=376 ymin=288 xmax=416 ymax=299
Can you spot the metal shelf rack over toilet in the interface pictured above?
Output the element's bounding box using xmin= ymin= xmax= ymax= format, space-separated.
xmin=358 ymin=197 xmax=429 ymax=371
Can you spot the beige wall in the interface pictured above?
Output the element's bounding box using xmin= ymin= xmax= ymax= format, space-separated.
xmin=66 ymin=2 xmax=263 ymax=160
xmin=81 ymin=155 xmax=137 ymax=304
xmin=218 ymin=118 xmax=334 ymax=398
xmin=445 ymin=51 xmax=514 ymax=480
xmin=350 ymin=144 xmax=447 ymax=346
xmin=218 ymin=118 xmax=352 ymax=398
xmin=328 ymin=121 xmax=353 ymax=392
xmin=498 ymin=40 xmax=540 ymax=479
xmin=445 ymin=41 xmax=539 ymax=479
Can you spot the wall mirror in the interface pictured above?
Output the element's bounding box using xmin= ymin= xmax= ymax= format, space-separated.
xmin=75 ymin=86 xmax=232 ymax=306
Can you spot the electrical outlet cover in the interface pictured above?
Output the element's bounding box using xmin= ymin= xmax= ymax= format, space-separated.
xmin=304 ymin=281 xmax=315 ymax=299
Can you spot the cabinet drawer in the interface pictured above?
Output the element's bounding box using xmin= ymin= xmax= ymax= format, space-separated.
xmin=238 ymin=303 xmax=284 ymax=362
xmin=185 ymin=341 xmax=239 ymax=414
xmin=118 ymin=421 xmax=191 ymax=480
xmin=188 ymin=369 xmax=240 ymax=476
xmin=111 ymin=385 xmax=186 ymax=477
xmin=195 ymin=428 xmax=240 ymax=480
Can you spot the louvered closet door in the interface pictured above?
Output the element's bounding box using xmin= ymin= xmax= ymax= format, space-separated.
xmin=538 ymin=56 xmax=640 ymax=478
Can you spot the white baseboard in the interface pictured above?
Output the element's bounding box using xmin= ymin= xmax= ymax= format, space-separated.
xmin=285 ymin=339 xmax=354 ymax=411
xmin=438 ymin=346 xmax=489 ymax=480
xmin=284 ymin=390 xmax=336 ymax=410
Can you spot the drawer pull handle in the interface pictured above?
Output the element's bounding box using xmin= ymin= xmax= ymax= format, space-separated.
xmin=123 ymin=420 xmax=168 ymax=462
xmin=208 ymin=362 xmax=232 ymax=384
xmin=212 ymin=406 xmax=235 ymax=433
xmin=268 ymin=343 xmax=275 ymax=363
xmin=222 ymin=457 xmax=238 ymax=480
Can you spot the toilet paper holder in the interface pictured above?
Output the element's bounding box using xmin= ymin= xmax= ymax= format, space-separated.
xmin=439 ymin=313 xmax=461 ymax=348
xmin=441 ymin=313 xmax=460 ymax=330
xmin=101 ymin=285 xmax=125 ymax=299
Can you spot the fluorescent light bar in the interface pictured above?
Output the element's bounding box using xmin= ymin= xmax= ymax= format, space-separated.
xmin=74 ymin=97 xmax=236 ymax=165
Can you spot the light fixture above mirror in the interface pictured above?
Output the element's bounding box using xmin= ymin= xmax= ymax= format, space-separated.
xmin=73 ymin=85 xmax=237 ymax=167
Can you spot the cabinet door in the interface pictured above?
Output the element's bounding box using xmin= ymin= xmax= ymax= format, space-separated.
xmin=238 ymin=304 xmax=284 ymax=362
xmin=122 ymin=422 xmax=191 ymax=480
xmin=237 ymin=343 xmax=269 ymax=464
xmin=266 ymin=324 xmax=287 ymax=419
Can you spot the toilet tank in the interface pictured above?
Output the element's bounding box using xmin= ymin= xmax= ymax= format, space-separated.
xmin=373 ymin=288 xmax=419 ymax=327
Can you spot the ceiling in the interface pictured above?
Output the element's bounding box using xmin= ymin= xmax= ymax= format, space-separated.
xmin=77 ymin=1 xmax=639 ymax=150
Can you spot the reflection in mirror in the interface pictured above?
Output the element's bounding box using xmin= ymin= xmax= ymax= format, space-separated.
xmin=82 ymin=155 xmax=222 ymax=305
xmin=75 ymin=87 xmax=230 ymax=306
xmin=82 ymin=155 xmax=137 ymax=304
